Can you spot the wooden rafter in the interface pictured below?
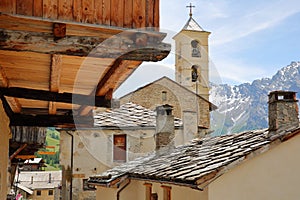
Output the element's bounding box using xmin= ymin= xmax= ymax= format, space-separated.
xmin=49 ymin=54 xmax=62 ymax=115
xmin=78 ymin=59 xmax=142 ymax=115
xmin=0 ymin=65 xmax=22 ymax=113
xmin=0 ymin=87 xmax=111 ymax=107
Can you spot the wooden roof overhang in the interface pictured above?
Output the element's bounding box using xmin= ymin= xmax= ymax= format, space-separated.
xmin=0 ymin=13 xmax=171 ymax=128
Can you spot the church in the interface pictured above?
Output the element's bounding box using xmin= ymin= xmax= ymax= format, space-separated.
xmin=119 ymin=3 xmax=215 ymax=135
xmin=59 ymin=5 xmax=216 ymax=200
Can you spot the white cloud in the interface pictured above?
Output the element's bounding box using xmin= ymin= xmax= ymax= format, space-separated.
xmin=211 ymin=0 xmax=300 ymax=46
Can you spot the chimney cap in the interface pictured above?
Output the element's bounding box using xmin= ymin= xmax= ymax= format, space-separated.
xmin=156 ymin=104 xmax=173 ymax=115
xmin=269 ymin=91 xmax=297 ymax=103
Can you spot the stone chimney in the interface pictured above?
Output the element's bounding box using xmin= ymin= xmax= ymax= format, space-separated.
xmin=268 ymin=91 xmax=299 ymax=131
xmin=155 ymin=104 xmax=175 ymax=151
xmin=183 ymin=111 xmax=198 ymax=143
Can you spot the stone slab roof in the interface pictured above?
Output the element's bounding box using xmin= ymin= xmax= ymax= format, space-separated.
xmin=88 ymin=125 xmax=300 ymax=189
xmin=93 ymin=102 xmax=183 ymax=128
xmin=17 ymin=171 xmax=61 ymax=190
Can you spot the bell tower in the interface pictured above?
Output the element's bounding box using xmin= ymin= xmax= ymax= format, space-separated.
xmin=173 ymin=4 xmax=210 ymax=100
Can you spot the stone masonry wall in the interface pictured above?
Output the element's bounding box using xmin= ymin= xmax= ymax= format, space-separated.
xmin=120 ymin=78 xmax=210 ymax=128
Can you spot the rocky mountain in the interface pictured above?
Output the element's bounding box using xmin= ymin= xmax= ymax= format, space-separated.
xmin=210 ymin=61 xmax=300 ymax=135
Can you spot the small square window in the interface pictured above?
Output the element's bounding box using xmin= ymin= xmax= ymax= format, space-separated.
xmin=36 ymin=190 xmax=41 ymax=196
xmin=48 ymin=190 xmax=53 ymax=196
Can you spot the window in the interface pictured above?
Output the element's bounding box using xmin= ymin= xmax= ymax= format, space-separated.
xmin=113 ymin=134 xmax=127 ymax=162
xmin=191 ymin=65 xmax=200 ymax=82
xmin=162 ymin=91 xmax=167 ymax=101
xmin=191 ymin=40 xmax=201 ymax=57
xmin=161 ymin=186 xmax=171 ymax=200
xmin=144 ymin=183 xmax=152 ymax=200
xmin=36 ymin=190 xmax=41 ymax=196
xmin=151 ymin=193 xmax=158 ymax=200
xmin=48 ymin=190 xmax=53 ymax=196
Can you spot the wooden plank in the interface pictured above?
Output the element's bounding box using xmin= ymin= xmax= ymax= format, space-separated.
xmin=0 ymin=65 xmax=9 ymax=87
xmin=0 ymin=65 xmax=22 ymax=113
xmin=50 ymin=55 xmax=62 ymax=92
xmin=82 ymin=0 xmax=94 ymax=23
xmin=0 ymin=13 xmax=167 ymax=38
xmin=0 ymin=87 xmax=111 ymax=107
xmin=43 ymin=0 xmax=58 ymax=19
xmin=38 ymin=151 xmax=55 ymax=155
xmin=73 ymin=0 xmax=83 ymax=22
xmin=94 ymin=0 xmax=103 ymax=24
xmin=6 ymin=97 xmax=22 ymax=113
xmin=16 ymin=0 xmax=33 ymax=16
xmin=153 ymin=0 xmax=159 ymax=28
xmin=58 ymin=0 xmax=73 ymax=21
xmin=123 ymin=0 xmax=133 ymax=28
xmin=15 ymin=155 xmax=36 ymax=159
xmin=133 ymin=0 xmax=146 ymax=28
xmin=0 ymin=29 xmax=170 ymax=61
xmin=49 ymin=54 xmax=62 ymax=115
xmin=0 ymin=0 xmax=16 ymax=14
xmin=111 ymin=0 xmax=124 ymax=27
xmin=146 ymin=0 xmax=154 ymax=28
xmin=33 ymin=0 xmax=43 ymax=17
xmin=102 ymin=0 xmax=111 ymax=25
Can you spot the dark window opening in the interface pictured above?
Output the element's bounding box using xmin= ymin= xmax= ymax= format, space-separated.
xmin=113 ymin=134 xmax=127 ymax=162
xmin=191 ymin=40 xmax=201 ymax=57
xmin=48 ymin=190 xmax=53 ymax=196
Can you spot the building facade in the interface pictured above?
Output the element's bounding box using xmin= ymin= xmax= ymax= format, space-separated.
xmin=89 ymin=91 xmax=300 ymax=200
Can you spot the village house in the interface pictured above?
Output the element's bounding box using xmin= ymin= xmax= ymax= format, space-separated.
xmin=89 ymin=91 xmax=300 ymax=200
xmin=0 ymin=0 xmax=169 ymax=199
xmin=15 ymin=170 xmax=61 ymax=200
xmin=60 ymin=102 xmax=209 ymax=199
xmin=22 ymin=158 xmax=46 ymax=172
xmin=59 ymin=9 xmax=216 ymax=200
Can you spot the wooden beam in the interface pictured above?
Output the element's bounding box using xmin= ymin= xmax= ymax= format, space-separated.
xmin=49 ymin=54 xmax=62 ymax=115
xmin=0 ymin=87 xmax=111 ymax=107
xmin=0 ymin=95 xmax=14 ymax=119
xmin=10 ymin=113 xmax=94 ymax=127
xmin=10 ymin=143 xmax=28 ymax=161
xmin=0 ymin=29 xmax=171 ymax=61
xmin=77 ymin=59 xmax=122 ymax=115
xmin=0 ymin=65 xmax=22 ymax=113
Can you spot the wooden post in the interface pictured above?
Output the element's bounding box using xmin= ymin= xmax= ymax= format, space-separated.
xmin=0 ymin=99 xmax=12 ymax=199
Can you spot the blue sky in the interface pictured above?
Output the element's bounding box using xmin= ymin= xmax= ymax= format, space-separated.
xmin=114 ymin=0 xmax=300 ymax=97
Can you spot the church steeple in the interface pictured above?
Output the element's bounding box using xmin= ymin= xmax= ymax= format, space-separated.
xmin=173 ymin=4 xmax=211 ymax=100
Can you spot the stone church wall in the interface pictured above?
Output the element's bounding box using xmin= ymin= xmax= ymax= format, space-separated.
xmin=120 ymin=77 xmax=210 ymax=128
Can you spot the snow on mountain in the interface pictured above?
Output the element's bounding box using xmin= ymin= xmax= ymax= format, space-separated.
xmin=210 ymin=61 xmax=300 ymax=135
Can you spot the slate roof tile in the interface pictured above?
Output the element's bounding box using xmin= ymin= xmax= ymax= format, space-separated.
xmin=89 ymin=125 xmax=300 ymax=189
xmin=93 ymin=102 xmax=182 ymax=128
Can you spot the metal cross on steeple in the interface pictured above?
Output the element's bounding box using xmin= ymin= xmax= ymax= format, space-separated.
xmin=186 ymin=3 xmax=195 ymax=17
